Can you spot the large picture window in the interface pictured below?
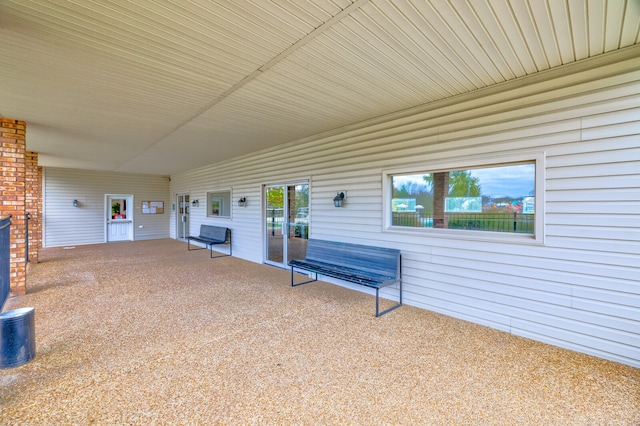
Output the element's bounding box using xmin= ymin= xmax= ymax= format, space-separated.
xmin=385 ymin=155 xmax=544 ymax=242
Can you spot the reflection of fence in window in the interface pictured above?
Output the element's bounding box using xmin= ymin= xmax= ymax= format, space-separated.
xmin=267 ymin=208 xmax=284 ymax=236
xmin=448 ymin=213 xmax=534 ymax=233
xmin=393 ymin=212 xmax=431 ymax=227
xmin=392 ymin=212 xmax=534 ymax=233
xmin=267 ymin=208 xmax=284 ymax=222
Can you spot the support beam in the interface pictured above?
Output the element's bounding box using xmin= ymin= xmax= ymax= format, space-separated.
xmin=0 ymin=118 xmax=27 ymax=296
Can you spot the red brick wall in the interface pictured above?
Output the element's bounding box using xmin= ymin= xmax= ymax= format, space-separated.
xmin=0 ymin=118 xmax=27 ymax=296
xmin=26 ymin=151 xmax=41 ymax=263
xmin=433 ymin=172 xmax=449 ymax=229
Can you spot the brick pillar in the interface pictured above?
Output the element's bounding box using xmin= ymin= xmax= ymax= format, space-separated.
xmin=25 ymin=151 xmax=41 ymax=263
xmin=287 ymin=185 xmax=296 ymax=240
xmin=0 ymin=118 xmax=27 ymax=296
xmin=433 ymin=172 xmax=449 ymax=229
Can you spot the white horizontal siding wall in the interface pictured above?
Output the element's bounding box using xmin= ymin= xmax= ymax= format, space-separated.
xmin=44 ymin=168 xmax=170 ymax=247
xmin=170 ymin=50 xmax=640 ymax=367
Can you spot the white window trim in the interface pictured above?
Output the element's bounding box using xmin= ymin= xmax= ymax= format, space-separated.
xmin=382 ymin=151 xmax=546 ymax=245
xmin=206 ymin=188 xmax=233 ymax=219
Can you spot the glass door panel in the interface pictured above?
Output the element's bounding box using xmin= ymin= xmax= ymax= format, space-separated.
xmin=287 ymin=184 xmax=309 ymax=264
xmin=266 ymin=186 xmax=284 ymax=264
xmin=265 ymin=182 xmax=309 ymax=267
xmin=177 ymin=194 xmax=189 ymax=240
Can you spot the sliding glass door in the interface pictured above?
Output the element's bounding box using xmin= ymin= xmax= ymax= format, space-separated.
xmin=176 ymin=193 xmax=190 ymax=241
xmin=265 ymin=182 xmax=309 ymax=267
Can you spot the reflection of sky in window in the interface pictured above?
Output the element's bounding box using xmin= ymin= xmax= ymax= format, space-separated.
xmin=471 ymin=164 xmax=534 ymax=197
xmin=393 ymin=164 xmax=534 ymax=198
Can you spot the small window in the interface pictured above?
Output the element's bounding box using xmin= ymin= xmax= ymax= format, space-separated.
xmin=207 ymin=190 xmax=231 ymax=218
xmin=387 ymin=158 xmax=542 ymax=240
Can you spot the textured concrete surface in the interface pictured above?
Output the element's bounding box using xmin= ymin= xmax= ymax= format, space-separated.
xmin=1 ymin=239 xmax=638 ymax=424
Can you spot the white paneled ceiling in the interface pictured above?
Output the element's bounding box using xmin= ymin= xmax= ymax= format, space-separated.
xmin=1 ymin=0 xmax=638 ymax=175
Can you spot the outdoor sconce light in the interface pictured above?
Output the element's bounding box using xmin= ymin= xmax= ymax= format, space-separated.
xmin=238 ymin=197 xmax=247 ymax=207
xmin=333 ymin=192 xmax=345 ymax=208
xmin=72 ymin=199 xmax=79 ymax=207
xmin=191 ymin=200 xmax=199 ymax=208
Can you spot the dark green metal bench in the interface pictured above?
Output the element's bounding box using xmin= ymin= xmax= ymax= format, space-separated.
xmin=187 ymin=225 xmax=231 ymax=258
xmin=289 ymin=239 xmax=402 ymax=317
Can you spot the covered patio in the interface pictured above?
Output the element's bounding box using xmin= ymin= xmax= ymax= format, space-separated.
xmin=1 ymin=240 xmax=638 ymax=424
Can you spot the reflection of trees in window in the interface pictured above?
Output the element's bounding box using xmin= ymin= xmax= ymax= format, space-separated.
xmin=295 ymin=185 xmax=309 ymax=210
xmin=419 ymin=171 xmax=481 ymax=196
xmin=390 ymin=163 xmax=535 ymax=234
xmin=448 ymin=170 xmax=481 ymax=196
xmin=267 ymin=187 xmax=284 ymax=208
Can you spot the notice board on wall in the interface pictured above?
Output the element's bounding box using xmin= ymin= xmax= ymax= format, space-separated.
xmin=142 ymin=201 xmax=164 ymax=214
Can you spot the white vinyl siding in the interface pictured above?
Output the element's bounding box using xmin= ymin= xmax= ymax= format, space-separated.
xmin=43 ymin=168 xmax=170 ymax=247
xmin=170 ymin=52 xmax=639 ymax=367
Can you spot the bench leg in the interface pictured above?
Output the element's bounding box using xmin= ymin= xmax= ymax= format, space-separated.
xmin=291 ymin=267 xmax=318 ymax=287
xmin=209 ymin=244 xmax=232 ymax=259
xmin=375 ymin=282 xmax=403 ymax=317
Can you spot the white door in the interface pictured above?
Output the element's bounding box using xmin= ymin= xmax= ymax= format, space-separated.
xmin=106 ymin=195 xmax=133 ymax=242
xmin=176 ymin=194 xmax=190 ymax=241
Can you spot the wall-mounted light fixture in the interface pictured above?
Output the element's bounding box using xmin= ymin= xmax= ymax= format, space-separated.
xmin=333 ymin=192 xmax=345 ymax=208
xmin=238 ymin=197 xmax=247 ymax=207
xmin=191 ymin=200 xmax=199 ymax=208
xmin=72 ymin=199 xmax=79 ymax=207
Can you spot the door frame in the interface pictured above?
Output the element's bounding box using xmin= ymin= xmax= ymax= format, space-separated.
xmin=176 ymin=193 xmax=190 ymax=241
xmin=104 ymin=194 xmax=134 ymax=242
xmin=263 ymin=180 xmax=309 ymax=268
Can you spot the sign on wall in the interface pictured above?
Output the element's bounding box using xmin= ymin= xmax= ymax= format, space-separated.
xmin=142 ymin=201 xmax=164 ymax=214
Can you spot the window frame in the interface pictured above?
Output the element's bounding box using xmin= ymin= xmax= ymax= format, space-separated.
xmin=206 ymin=189 xmax=232 ymax=219
xmin=382 ymin=151 xmax=546 ymax=245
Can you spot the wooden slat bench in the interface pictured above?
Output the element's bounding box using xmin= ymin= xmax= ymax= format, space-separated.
xmin=289 ymin=239 xmax=402 ymax=317
xmin=187 ymin=225 xmax=231 ymax=258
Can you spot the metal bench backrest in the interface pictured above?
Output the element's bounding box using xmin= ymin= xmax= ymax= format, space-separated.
xmin=303 ymin=239 xmax=400 ymax=279
xmin=199 ymin=225 xmax=228 ymax=242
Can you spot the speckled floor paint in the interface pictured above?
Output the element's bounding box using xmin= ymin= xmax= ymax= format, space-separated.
xmin=1 ymin=239 xmax=638 ymax=425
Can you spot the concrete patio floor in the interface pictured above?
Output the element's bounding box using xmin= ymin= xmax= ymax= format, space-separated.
xmin=1 ymin=239 xmax=638 ymax=424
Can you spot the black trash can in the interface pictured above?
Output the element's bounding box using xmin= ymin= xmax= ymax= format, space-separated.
xmin=0 ymin=307 xmax=36 ymax=369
